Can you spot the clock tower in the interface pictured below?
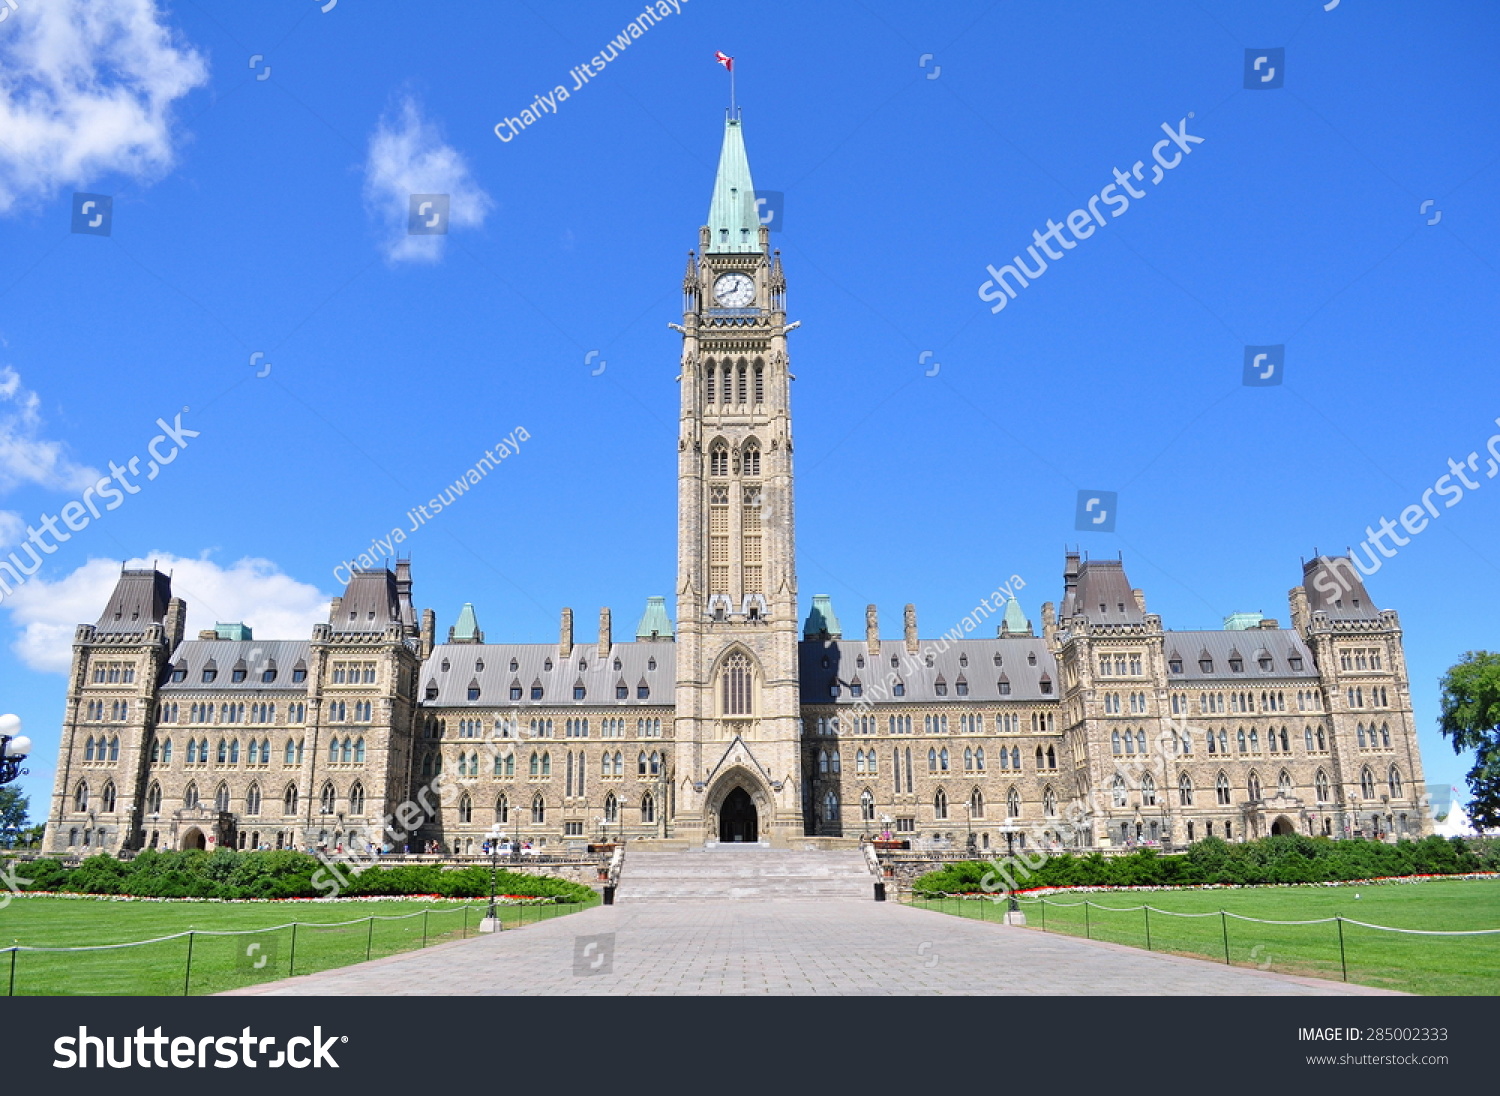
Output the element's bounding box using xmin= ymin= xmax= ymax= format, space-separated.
xmin=670 ymin=113 xmax=806 ymax=844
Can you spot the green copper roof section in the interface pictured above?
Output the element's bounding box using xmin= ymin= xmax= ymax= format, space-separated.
xmin=635 ymin=596 xmax=674 ymax=640
xmin=1001 ymin=597 xmax=1029 ymax=635
xmin=1223 ymin=612 xmax=1264 ymax=631
xmin=803 ymin=594 xmax=842 ymax=640
xmin=214 ymin=622 xmax=252 ymax=641
xmin=706 ymin=117 xmax=760 ymax=253
xmin=452 ymin=602 xmax=481 ymax=642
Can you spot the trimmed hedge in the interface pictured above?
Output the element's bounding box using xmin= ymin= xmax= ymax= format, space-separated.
xmin=11 ymin=848 xmax=595 ymax=903
xmin=911 ymin=834 xmax=1500 ymax=897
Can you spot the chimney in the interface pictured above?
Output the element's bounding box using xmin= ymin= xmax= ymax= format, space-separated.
xmin=560 ymin=607 xmax=574 ymax=659
xmin=420 ymin=608 xmax=435 ymax=659
xmin=1132 ymin=588 xmax=1146 ymax=613
xmin=164 ymin=597 xmax=187 ymax=651
xmin=865 ymin=604 xmax=880 ymax=657
xmin=904 ymin=604 xmax=919 ymax=654
xmin=1042 ymin=601 xmax=1057 ymax=648
xmin=598 ymin=607 xmax=612 ymax=659
xmin=197 ymin=629 xmax=218 ymax=641
xmin=329 ymin=596 xmax=343 ymax=623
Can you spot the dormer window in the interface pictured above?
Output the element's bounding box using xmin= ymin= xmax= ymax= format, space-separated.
xmin=467 ymin=680 xmax=481 ymax=701
xmin=616 ymin=684 xmax=629 ymax=700
xmin=171 ymin=665 xmax=187 ymax=683
xmin=1169 ymin=659 xmax=1183 ymax=674
xmin=893 ymin=681 xmax=905 ymax=697
xmin=510 ymin=685 xmax=523 ymax=701
xmin=573 ymin=684 xmax=587 ymax=701
xmin=855 ymin=655 xmax=864 ymax=669
xmin=934 ymin=677 xmax=947 ymax=697
xmin=262 ymin=668 xmax=277 ymax=683
xmin=510 ymin=658 xmax=519 ymax=672
xmin=1027 ymin=653 xmax=1037 ymax=666
xmin=998 ymin=677 xmax=1011 ymax=695
xmin=850 ymin=681 xmax=863 ymax=698
xmin=531 ymin=683 xmax=544 ymax=700
xmin=614 ymin=659 xmax=622 ymax=671
xmin=955 ymin=677 xmax=969 ymax=697
xmin=292 ymin=666 xmax=307 ymax=683
xmin=1199 ymin=659 xmax=1214 ymax=673
xmin=637 ymin=683 xmax=650 ymax=699
xmin=891 ymin=655 xmax=899 ymax=668
xmin=1228 ymin=658 xmax=1243 ymax=673
xmin=543 ymin=659 xmax=553 ymax=672
xmin=202 ymin=668 xmax=217 ymax=683
xmin=829 ymin=683 xmax=841 ymax=698
xmin=1289 ymin=656 xmax=1303 ymax=671
xmin=959 ymin=654 xmax=968 ymax=668
xmin=925 ymin=655 xmax=934 ymax=667
xmin=993 ymin=654 xmax=1002 ymax=667
xmin=232 ymin=668 xmax=247 ymax=684
xmin=425 ymin=682 xmax=438 ymax=700
xmin=1039 ymin=675 xmax=1053 ymax=695
xmin=475 ymin=660 xmax=485 ymax=672
xmin=1118 ymin=602 xmax=1125 ymax=613
xmin=440 ymin=659 xmax=450 ymax=672
xmin=578 ymin=660 xmax=587 ymax=672
xmin=1258 ymin=657 xmax=1273 ymax=672
xmin=647 ymin=658 xmax=657 ymax=671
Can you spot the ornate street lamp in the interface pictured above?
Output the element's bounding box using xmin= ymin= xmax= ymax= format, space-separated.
xmin=481 ymin=823 xmax=505 ymax=932
xmin=0 ymin=715 xmax=30 ymax=787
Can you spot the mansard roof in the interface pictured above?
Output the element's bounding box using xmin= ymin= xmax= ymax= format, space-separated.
xmin=1068 ymin=559 xmax=1144 ymax=623
xmin=1302 ymin=555 xmax=1382 ymax=620
xmin=96 ymin=568 xmax=171 ymax=632
xmin=335 ymin=569 xmax=404 ymax=633
xmin=798 ymin=637 xmax=1057 ymax=705
xmin=1164 ymin=630 xmax=1317 ymax=682
xmin=420 ymin=642 xmax=675 ymax=707
xmin=161 ymin=640 xmax=311 ymax=691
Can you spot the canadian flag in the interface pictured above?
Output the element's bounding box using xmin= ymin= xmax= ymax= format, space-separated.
xmin=714 ymin=51 xmax=733 ymax=72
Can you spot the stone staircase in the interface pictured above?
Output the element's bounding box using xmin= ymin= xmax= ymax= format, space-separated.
xmin=617 ymin=846 xmax=876 ymax=902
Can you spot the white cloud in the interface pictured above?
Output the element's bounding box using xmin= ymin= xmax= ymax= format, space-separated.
xmin=0 ymin=0 xmax=208 ymax=214
xmin=5 ymin=553 xmax=331 ymax=673
xmin=363 ymin=94 xmax=492 ymax=263
xmin=0 ymin=511 xmax=24 ymax=547
xmin=0 ymin=366 xmax=100 ymax=495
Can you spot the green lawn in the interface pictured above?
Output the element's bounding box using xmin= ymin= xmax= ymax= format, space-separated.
xmin=0 ymin=896 xmax=598 ymax=996
xmin=905 ymin=879 xmax=1500 ymax=996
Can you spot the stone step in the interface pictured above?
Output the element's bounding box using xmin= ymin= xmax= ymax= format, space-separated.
xmin=617 ymin=847 xmax=876 ymax=902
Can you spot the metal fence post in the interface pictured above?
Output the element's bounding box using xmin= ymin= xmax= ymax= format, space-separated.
xmin=1144 ymin=906 xmax=1152 ymax=951
xmin=1084 ymin=902 xmax=1090 ymax=939
xmin=463 ymin=906 xmax=469 ymax=938
xmin=1041 ymin=901 xmax=1047 ymax=933
xmin=366 ymin=917 xmax=375 ymax=962
xmin=1220 ymin=911 xmax=1230 ymax=965
xmin=421 ymin=910 xmax=428 ymax=948
xmin=7 ymin=948 xmax=14 ymax=997
xmin=289 ymin=922 xmax=298 ymax=978
xmin=1336 ymin=915 xmax=1348 ymax=982
xmin=183 ymin=932 xmax=195 ymax=997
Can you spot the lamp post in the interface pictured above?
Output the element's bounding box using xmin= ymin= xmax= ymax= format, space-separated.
xmin=0 ymin=715 xmax=30 ymax=787
xmin=481 ymin=823 xmax=505 ymax=932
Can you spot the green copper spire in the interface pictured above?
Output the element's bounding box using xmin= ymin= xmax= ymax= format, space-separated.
xmin=1000 ymin=596 xmax=1030 ymax=636
xmin=450 ymin=602 xmax=483 ymax=643
xmin=635 ymin=596 xmax=674 ymax=640
xmin=707 ymin=117 xmax=760 ymax=254
xmin=803 ymin=594 xmax=842 ymax=640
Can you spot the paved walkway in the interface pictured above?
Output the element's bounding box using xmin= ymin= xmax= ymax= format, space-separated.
xmin=224 ymin=900 xmax=1398 ymax=996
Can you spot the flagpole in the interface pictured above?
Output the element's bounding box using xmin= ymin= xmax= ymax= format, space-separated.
xmin=730 ymin=63 xmax=737 ymax=117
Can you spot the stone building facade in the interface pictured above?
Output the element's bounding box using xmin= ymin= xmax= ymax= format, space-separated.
xmin=41 ymin=114 xmax=1429 ymax=858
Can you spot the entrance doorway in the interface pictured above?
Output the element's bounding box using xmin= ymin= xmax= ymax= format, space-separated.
xmin=1271 ymin=815 xmax=1295 ymax=836
xmin=719 ymin=787 xmax=758 ymax=843
xmin=180 ymin=827 xmax=206 ymax=851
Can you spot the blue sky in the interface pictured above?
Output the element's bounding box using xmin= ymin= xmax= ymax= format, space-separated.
xmin=0 ymin=0 xmax=1495 ymax=815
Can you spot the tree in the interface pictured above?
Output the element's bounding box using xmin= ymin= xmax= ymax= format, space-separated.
xmin=1437 ymin=651 xmax=1500 ymax=830
xmin=0 ymin=786 xmax=28 ymax=846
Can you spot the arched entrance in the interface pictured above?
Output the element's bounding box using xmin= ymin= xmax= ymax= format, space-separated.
xmin=1271 ymin=815 xmax=1295 ymax=836
xmin=719 ymin=787 xmax=758 ymax=843
xmin=180 ymin=827 xmax=206 ymax=851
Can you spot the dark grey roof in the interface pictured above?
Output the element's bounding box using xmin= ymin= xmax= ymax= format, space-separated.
xmin=161 ymin=640 xmax=311 ymax=692
xmin=419 ymin=642 xmax=675 ymax=707
xmin=336 ymin=570 xmax=404 ymax=632
xmin=1164 ymin=630 xmax=1318 ymax=682
xmin=96 ymin=569 xmax=171 ymax=631
xmin=1302 ymin=556 xmax=1381 ymax=619
xmin=798 ymin=638 xmax=1057 ymax=705
xmin=1068 ymin=560 xmax=1143 ymax=623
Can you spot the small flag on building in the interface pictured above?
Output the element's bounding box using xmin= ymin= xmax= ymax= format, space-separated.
xmin=714 ymin=51 xmax=734 ymax=71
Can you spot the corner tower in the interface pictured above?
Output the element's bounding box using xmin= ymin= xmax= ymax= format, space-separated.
xmin=672 ymin=113 xmax=804 ymax=843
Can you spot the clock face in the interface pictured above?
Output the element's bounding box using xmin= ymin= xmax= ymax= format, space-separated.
xmin=713 ymin=272 xmax=755 ymax=307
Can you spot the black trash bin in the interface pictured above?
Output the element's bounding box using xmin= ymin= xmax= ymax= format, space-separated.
xmin=873 ymin=882 xmax=886 ymax=902
xmin=603 ymin=884 xmax=616 ymax=906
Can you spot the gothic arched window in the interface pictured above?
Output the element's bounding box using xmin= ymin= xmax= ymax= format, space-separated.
xmin=721 ymin=651 xmax=753 ymax=716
